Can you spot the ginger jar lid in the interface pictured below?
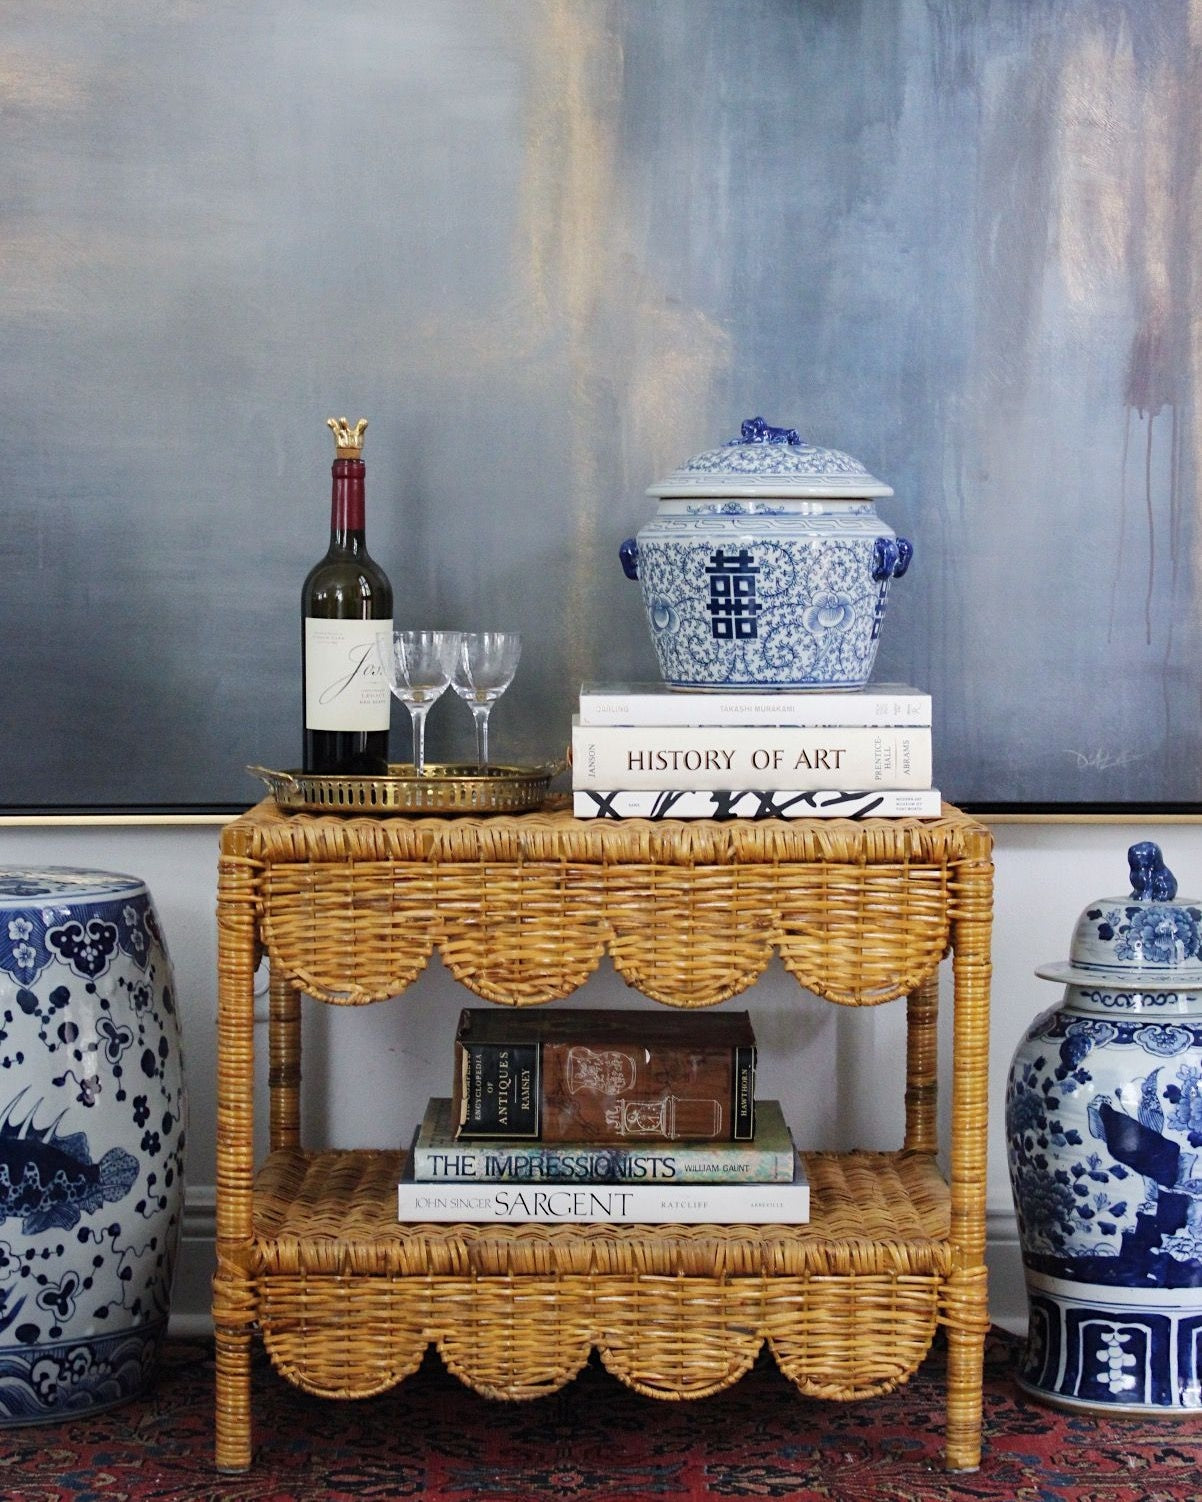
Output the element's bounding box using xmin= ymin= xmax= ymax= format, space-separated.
xmin=647 ymin=416 xmax=894 ymax=500
xmin=1035 ymin=842 xmax=1202 ymax=990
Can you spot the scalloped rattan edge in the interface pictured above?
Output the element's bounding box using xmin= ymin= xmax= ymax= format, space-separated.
xmin=226 ymin=798 xmax=985 ymax=1009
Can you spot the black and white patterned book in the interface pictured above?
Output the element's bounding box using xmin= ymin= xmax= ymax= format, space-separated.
xmin=572 ymin=788 xmax=943 ymax=820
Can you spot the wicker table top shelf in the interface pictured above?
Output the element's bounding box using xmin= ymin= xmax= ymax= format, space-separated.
xmin=220 ymin=797 xmax=989 ymax=881
xmin=214 ymin=799 xmax=993 ymax=1473
xmin=252 ymin=1147 xmax=954 ymax=1279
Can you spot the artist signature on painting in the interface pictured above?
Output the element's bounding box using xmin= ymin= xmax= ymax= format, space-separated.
xmin=1066 ymin=748 xmax=1145 ymax=773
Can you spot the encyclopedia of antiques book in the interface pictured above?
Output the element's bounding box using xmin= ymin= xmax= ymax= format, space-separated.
xmin=413 ymin=1096 xmax=795 ymax=1182
xmin=397 ymin=1154 xmax=810 ymax=1223
xmin=578 ymin=681 xmax=931 ymax=728
xmin=453 ymin=1007 xmax=756 ymax=1141
xmin=572 ymin=788 xmax=944 ymax=820
xmin=570 ymin=718 xmax=932 ymax=791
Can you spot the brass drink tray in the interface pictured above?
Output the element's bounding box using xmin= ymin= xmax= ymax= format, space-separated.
xmin=248 ymin=763 xmax=561 ymax=815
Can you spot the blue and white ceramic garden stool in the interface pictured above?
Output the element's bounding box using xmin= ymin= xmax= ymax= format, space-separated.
xmin=1006 ymin=842 xmax=1202 ymax=1413
xmin=0 ymin=868 xmax=186 ymax=1423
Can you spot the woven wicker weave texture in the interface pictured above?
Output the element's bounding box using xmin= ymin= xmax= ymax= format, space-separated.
xmin=213 ymin=800 xmax=993 ymax=1473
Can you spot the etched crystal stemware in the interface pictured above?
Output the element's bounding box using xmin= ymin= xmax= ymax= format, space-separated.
xmin=450 ymin=632 xmax=522 ymax=768
xmin=377 ymin=629 xmax=463 ymax=776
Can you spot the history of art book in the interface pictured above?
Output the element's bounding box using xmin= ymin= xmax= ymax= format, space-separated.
xmin=452 ymin=1007 xmax=757 ymax=1142
xmin=569 ymin=718 xmax=932 ymax=791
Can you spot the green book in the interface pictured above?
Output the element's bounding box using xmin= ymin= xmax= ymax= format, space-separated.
xmin=410 ymin=1097 xmax=796 ymax=1184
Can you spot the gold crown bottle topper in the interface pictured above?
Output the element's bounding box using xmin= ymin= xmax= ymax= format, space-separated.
xmin=327 ymin=417 xmax=368 ymax=458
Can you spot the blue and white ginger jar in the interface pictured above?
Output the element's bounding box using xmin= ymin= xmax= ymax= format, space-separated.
xmin=619 ymin=416 xmax=911 ymax=689
xmin=1006 ymin=841 xmax=1202 ymax=1412
xmin=0 ymin=867 xmax=186 ymax=1422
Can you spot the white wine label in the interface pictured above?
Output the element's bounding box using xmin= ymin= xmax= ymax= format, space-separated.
xmin=304 ymin=617 xmax=394 ymax=731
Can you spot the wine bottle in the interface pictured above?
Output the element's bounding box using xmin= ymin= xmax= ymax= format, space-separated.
xmin=302 ymin=417 xmax=394 ymax=775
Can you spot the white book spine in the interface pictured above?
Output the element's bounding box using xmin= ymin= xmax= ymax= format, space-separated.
xmin=578 ymin=683 xmax=931 ymax=727
xmin=397 ymin=1167 xmax=810 ymax=1224
xmin=572 ymin=788 xmax=944 ymax=820
xmin=571 ymin=718 xmax=932 ymax=790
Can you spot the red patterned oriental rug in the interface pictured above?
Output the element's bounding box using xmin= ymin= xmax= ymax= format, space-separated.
xmin=3 ymin=1328 xmax=1201 ymax=1501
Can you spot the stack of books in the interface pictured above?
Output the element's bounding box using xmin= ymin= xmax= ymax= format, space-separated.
xmin=397 ymin=1007 xmax=810 ymax=1224
xmin=570 ymin=680 xmax=940 ymax=819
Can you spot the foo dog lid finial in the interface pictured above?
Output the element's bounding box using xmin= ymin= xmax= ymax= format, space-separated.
xmin=327 ymin=417 xmax=368 ymax=459
xmin=1035 ymin=842 xmax=1202 ymax=990
xmin=647 ymin=417 xmax=894 ymax=500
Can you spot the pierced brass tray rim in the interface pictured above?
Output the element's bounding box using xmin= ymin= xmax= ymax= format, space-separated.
xmin=247 ymin=762 xmax=562 ymax=815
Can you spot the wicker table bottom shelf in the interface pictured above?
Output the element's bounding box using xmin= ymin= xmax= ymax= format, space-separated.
xmin=232 ymin=1147 xmax=956 ymax=1404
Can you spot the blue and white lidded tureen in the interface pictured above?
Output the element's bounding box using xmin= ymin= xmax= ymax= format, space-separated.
xmin=1006 ymin=842 xmax=1202 ymax=1412
xmin=619 ymin=417 xmax=911 ymax=689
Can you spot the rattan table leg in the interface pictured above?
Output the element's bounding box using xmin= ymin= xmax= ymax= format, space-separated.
xmin=269 ymin=967 xmax=302 ymax=1152
xmin=214 ymin=843 xmax=263 ymax=1472
xmin=943 ymin=1272 xmax=989 ymax=1471
xmin=903 ymin=972 xmax=939 ymax=1153
xmin=943 ymin=853 xmax=993 ymax=1471
xmin=213 ymin=1311 xmax=254 ymax=1472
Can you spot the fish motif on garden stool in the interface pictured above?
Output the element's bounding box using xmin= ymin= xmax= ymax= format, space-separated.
xmin=0 ymin=1089 xmax=138 ymax=1235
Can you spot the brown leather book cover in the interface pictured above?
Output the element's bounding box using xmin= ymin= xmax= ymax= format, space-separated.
xmin=452 ymin=1007 xmax=756 ymax=1142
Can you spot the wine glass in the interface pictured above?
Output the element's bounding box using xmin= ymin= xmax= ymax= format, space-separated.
xmin=450 ymin=632 xmax=522 ymax=768
xmin=377 ymin=629 xmax=463 ymax=776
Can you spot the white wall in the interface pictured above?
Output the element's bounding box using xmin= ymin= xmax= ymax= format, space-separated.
xmin=4 ymin=813 xmax=1195 ymax=1334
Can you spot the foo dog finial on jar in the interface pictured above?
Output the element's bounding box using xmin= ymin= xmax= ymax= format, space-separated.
xmin=1129 ymin=840 xmax=1177 ymax=901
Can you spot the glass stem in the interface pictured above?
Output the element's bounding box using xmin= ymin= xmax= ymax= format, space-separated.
xmin=409 ymin=704 xmax=432 ymax=776
xmin=471 ymin=705 xmax=491 ymax=769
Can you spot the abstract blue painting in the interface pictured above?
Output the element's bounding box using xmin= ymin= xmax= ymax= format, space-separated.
xmin=0 ymin=1 xmax=1194 ymax=809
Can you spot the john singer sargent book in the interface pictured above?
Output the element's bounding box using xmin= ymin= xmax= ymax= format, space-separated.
xmin=452 ymin=1007 xmax=756 ymax=1141
xmin=397 ymin=1157 xmax=810 ymax=1223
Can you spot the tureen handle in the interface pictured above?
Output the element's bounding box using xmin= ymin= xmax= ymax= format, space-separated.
xmin=619 ymin=537 xmax=640 ymax=581
xmin=871 ymin=536 xmax=914 ymax=581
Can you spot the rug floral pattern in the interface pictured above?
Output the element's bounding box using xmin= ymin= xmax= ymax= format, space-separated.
xmin=3 ymin=1329 xmax=1202 ymax=1500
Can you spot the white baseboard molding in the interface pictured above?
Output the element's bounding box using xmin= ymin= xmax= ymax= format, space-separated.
xmin=985 ymin=1208 xmax=1026 ymax=1335
xmin=169 ymin=1188 xmax=217 ymax=1338
xmin=170 ymin=1191 xmax=1030 ymax=1339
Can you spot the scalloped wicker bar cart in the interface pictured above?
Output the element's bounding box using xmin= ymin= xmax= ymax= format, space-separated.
xmin=213 ymin=799 xmax=993 ymax=1471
